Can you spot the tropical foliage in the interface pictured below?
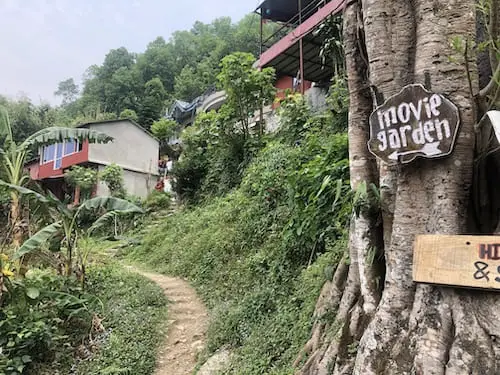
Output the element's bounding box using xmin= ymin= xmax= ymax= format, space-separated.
xmin=217 ymin=52 xmax=276 ymax=137
xmin=0 ymin=262 xmax=167 ymax=375
xmin=64 ymin=166 xmax=98 ymax=199
xmin=99 ymin=164 xmax=126 ymax=198
xmin=0 ymin=268 xmax=95 ymax=375
xmin=129 ymin=88 xmax=351 ymax=374
xmin=51 ymin=15 xmax=279 ymax=128
xmin=0 ymin=181 xmax=142 ymax=279
xmin=0 ymin=8 xmax=352 ymax=375
xmin=173 ymin=53 xmax=275 ymax=203
xmin=151 ymin=117 xmax=178 ymax=141
xmin=0 ymin=106 xmax=113 ymax=248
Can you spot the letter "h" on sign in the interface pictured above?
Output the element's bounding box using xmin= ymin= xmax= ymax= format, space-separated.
xmin=479 ymin=244 xmax=491 ymax=260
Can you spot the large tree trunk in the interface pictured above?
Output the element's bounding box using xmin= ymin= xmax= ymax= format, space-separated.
xmin=297 ymin=0 xmax=500 ymax=374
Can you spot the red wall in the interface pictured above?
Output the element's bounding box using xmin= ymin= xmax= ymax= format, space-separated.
xmin=273 ymin=76 xmax=312 ymax=108
xmin=26 ymin=161 xmax=40 ymax=180
xmin=34 ymin=140 xmax=90 ymax=180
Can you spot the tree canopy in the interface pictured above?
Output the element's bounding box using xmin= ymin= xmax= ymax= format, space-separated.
xmin=55 ymin=14 xmax=278 ymax=129
xmin=0 ymin=14 xmax=278 ymax=141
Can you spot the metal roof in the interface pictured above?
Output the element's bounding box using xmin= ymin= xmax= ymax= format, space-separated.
xmin=258 ymin=0 xmax=345 ymax=83
xmin=256 ymin=0 xmax=325 ymax=24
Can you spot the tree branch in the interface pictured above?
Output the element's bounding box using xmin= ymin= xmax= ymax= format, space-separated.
xmin=479 ymin=61 xmax=500 ymax=98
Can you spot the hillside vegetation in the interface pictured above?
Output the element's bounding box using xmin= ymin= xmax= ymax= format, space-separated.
xmin=0 ymin=262 xmax=167 ymax=375
xmin=129 ymin=91 xmax=352 ymax=373
xmin=0 ymin=10 xmax=351 ymax=374
xmin=0 ymin=14 xmax=279 ymax=144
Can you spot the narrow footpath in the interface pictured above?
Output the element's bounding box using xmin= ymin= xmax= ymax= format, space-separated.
xmin=134 ymin=269 xmax=209 ymax=375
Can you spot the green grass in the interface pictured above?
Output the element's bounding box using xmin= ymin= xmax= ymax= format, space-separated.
xmin=72 ymin=265 xmax=168 ymax=375
xmin=127 ymin=192 xmax=345 ymax=374
xmin=125 ymin=124 xmax=350 ymax=373
xmin=0 ymin=260 xmax=167 ymax=375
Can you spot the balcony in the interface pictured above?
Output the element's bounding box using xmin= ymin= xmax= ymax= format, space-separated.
xmin=199 ymin=90 xmax=227 ymax=113
xmin=256 ymin=0 xmax=345 ymax=84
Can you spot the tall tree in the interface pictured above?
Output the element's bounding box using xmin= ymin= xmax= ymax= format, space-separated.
xmin=136 ymin=37 xmax=176 ymax=92
xmin=99 ymin=47 xmax=135 ymax=81
xmin=104 ymin=66 xmax=140 ymax=115
xmin=0 ymin=96 xmax=44 ymax=143
xmin=54 ymin=78 xmax=79 ymax=105
xmin=297 ymin=0 xmax=500 ymax=374
xmin=174 ymin=66 xmax=208 ymax=102
xmin=71 ymin=14 xmax=281 ymax=127
xmin=138 ymin=77 xmax=167 ymax=128
xmin=217 ymin=52 xmax=275 ymax=138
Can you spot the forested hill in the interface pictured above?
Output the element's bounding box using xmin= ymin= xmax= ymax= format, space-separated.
xmin=2 ymin=14 xmax=276 ymax=142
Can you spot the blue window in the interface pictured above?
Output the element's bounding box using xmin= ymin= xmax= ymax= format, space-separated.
xmin=64 ymin=139 xmax=78 ymax=155
xmin=42 ymin=144 xmax=55 ymax=164
xmin=41 ymin=139 xmax=80 ymax=167
xmin=54 ymin=143 xmax=63 ymax=169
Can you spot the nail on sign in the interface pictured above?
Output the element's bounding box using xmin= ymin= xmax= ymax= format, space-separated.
xmin=368 ymin=84 xmax=460 ymax=164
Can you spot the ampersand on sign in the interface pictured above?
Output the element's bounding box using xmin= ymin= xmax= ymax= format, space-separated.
xmin=474 ymin=261 xmax=491 ymax=282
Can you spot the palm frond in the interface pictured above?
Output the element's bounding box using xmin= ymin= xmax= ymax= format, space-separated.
xmin=79 ymin=196 xmax=144 ymax=214
xmin=14 ymin=221 xmax=63 ymax=259
xmin=22 ymin=127 xmax=113 ymax=148
xmin=0 ymin=180 xmax=50 ymax=203
xmin=87 ymin=210 xmax=118 ymax=235
xmin=88 ymin=208 xmax=141 ymax=236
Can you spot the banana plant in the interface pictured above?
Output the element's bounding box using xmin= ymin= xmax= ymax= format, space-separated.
xmin=0 ymin=181 xmax=143 ymax=279
xmin=0 ymin=106 xmax=113 ymax=248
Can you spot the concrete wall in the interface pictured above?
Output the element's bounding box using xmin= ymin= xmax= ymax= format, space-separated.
xmin=88 ymin=120 xmax=159 ymax=176
xmin=199 ymin=90 xmax=227 ymax=113
xmin=305 ymin=86 xmax=328 ymax=112
xmin=96 ymin=165 xmax=154 ymax=199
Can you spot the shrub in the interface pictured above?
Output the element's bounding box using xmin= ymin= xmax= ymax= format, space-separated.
xmin=144 ymin=191 xmax=171 ymax=211
xmin=119 ymin=109 xmax=139 ymax=122
xmin=241 ymin=141 xmax=299 ymax=206
xmin=172 ymin=125 xmax=209 ymax=203
xmin=64 ymin=166 xmax=98 ymax=200
xmin=151 ymin=118 xmax=177 ymax=141
xmin=73 ymin=266 xmax=167 ymax=375
xmin=100 ymin=164 xmax=126 ymax=198
xmin=0 ymin=268 xmax=94 ymax=375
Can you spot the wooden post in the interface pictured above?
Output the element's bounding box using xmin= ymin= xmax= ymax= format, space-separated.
xmin=260 ymin=9 xmax=264 ymax=57
xmin=298 ymin=0 xmax=305 ymax=94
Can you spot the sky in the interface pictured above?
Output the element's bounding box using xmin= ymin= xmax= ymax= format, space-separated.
xmin=0 ymin=0 xmax=259 ymax=104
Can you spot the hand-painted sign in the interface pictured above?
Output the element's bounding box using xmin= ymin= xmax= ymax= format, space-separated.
xmin=413 ymin=235 xmax=500 ymax=290
xmin=368 ymin=84 xmax=460 ymax=164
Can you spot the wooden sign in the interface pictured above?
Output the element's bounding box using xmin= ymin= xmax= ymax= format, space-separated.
xmin=368 ymin=84 xmax=460 ymax=164
xmin=413 ymin=235 xmax=500 ymax=290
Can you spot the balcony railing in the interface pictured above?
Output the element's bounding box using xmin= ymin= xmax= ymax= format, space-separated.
xmin=260 ymin=0 xmax=329 ymax=53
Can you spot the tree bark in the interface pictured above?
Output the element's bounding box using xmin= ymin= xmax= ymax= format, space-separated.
xmin=298 ymin=0 xmax=500 ymax=374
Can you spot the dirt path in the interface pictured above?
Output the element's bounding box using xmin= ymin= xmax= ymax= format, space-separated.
xmin=133 ymin=269 xmax=209 ymax=375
